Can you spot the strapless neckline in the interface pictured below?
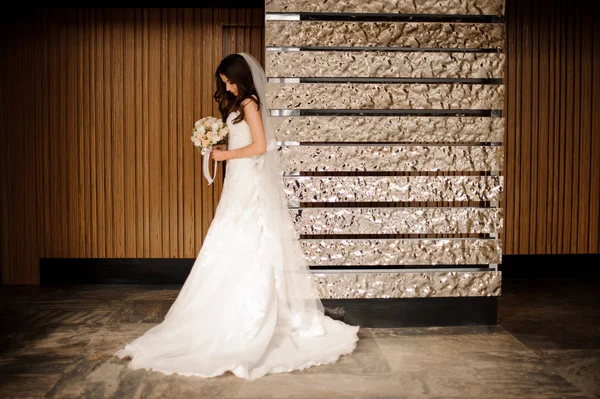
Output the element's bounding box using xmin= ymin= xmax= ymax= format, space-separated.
xmin=227 ymin=111 xmax=249 ymax=127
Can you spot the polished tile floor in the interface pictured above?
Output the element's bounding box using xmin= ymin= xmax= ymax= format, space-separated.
xmin=0 ymin=278 xmax=598 ymax=398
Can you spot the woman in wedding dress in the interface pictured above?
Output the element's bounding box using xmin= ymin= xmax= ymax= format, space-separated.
xmin=113 ymin=52 xmax=360 ymax=380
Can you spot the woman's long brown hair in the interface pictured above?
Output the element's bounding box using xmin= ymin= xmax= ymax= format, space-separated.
xmin=213 ymin=54 xmax=261 ymax=124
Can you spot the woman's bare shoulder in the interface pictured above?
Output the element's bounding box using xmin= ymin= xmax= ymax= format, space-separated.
xmin=241 ymin=95 xmax=259 ymax=111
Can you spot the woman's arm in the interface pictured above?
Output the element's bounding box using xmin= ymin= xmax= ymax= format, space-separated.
xmin=210 ymin=98 xmax=266 ymax=161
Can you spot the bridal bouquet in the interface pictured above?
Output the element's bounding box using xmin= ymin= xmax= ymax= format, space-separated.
xmin=191 ymin=116 xmax=229 ymax=185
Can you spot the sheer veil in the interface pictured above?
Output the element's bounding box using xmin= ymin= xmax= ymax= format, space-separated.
xmin=238 ymin=52 xmax=326 ymax=337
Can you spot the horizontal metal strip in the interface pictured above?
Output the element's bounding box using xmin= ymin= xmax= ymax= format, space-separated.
xmin=281 ymin=142 xmax=503 ymax=147
xmin=284 ymin=171 xmax=503 ymax=177
xmin=300 ymin=234 xmax=502 ymax=239
xmin=280 ymin=145 xmax=503 ymax=172
xmin=267 ymin=83 xmax=504 ymax=110
xmin=310 ymin=270 xmax=502 ymax=298
xmin=271 ymin=109 xmax=503 ymax=117
xmin=268 ymin=77 xmax=503 ymax=84
xmin=280 ymin=142 xmax=503 ymax=147
xmin=310 ymin=265 xmax=496 ymax=271
xmin=272 ymin=115 xmax=504 ymax=143
xmin=300 ymin=238 xmax=502 ymax=266
xmin=283 ymin=175 xmax=503 ymax=202
xmin=265 ymin=0 xmax=505 ymax=16
xmin=266 ymin=51 xmax=505 ymax=79
xmin=290 ymin=207 xmax=503 ymax=235
xmin=293 ymin=201 xmax=501 ymax=208
xmin=266 ymin=13 xmax=502 ymax=23
xmin=267 ymin=46 xmax=503 ymax=53
xmin=266 ymin=21 xmax=504 ymax=49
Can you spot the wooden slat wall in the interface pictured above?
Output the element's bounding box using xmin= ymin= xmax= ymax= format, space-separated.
xmin=0 ymin=8 xmax=264 ymax=284
xmin=504 ymin=0 xmax=600 ymax=254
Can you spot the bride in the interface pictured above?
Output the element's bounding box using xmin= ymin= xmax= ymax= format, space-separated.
xmin=114 ymin=52 xmax=360 ymax=380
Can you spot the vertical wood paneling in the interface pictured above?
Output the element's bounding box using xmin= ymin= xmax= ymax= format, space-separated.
xmin=519 ymin=0 xmax=532 ymax=253
xmin=505 ymin=0 xmax=600 ymax=254
xmin=183 ymin=10 xmax=194 ymax=258
xmin=168 ymin=8 xmax=177 ymax=258
xmin=69 ymin=8 xmax=81 ymax=259
xmin=504 ymin=0 xmax=517 ymax=253
xmin=537 ymin=0 xmax=549 ymax=253
xmin=200 ymin=8 xmax=213 ymax=247
xmin=148 ymin=8 xmax=161 ymax=257
xmin=103 ymin=9 xmax=114 ymax=258
xmin=552 ymin=0 xmax=562 ymax=253
xmin=529 ymin=0 xmax=539 ymax=253
xmin=591 ymin=0 xmax=600 ymax=253
xmin=563 ymin=3 xmax=574 ymax=253
xmin=113 ymin=8 xmax=125 ymax=258
xmin=0 ymin=8 xmax=263 ymax=284
xmin=134 ymin=9 xmax=144 ymax=257
xmin=124 ymin=9 xmax=136 ymax=257
xmin=89 ymin=8 xmax=99 ymax=258
xmin=577 ymin=7 xmax=592 ymax=253
xmin=1 ymin=21 xmax=8 ymax=282
xmin=142 ymin=9 xmax=150 ymax=258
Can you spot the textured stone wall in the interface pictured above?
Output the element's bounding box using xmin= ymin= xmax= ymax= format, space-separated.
xmin=266 ymin=22 xmax=505 ymax=49
xmin=266 ymin=0 xmax=505 ymax=15
xmin=273 ymin=116 xmax=504 ymax=143
xmin=290 ymin=207 xmax=503 ymax=235
xmin=301 ymin=238 xmax=502 ymax=266
xmin=265 ymin=0 xmax=506 ymax=298
xmin=266 ymin=51 xmax=505 ymax=79
xmin=267 ymin=83 xmax=504 ymax=110
xmin=280 ymin=145 xmax=503 ymax=172
xmin=283 ymin=176 xmax=504 ymax=202
xmin=312 ymin=271 xmax=502 ymax=299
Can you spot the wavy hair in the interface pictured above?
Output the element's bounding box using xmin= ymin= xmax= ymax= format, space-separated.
xmin=213 ymin=53 xmax=260 ymax=124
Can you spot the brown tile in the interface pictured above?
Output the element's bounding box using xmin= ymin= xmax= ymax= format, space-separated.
xmin=0 ymin=347 xmax=81 ymax=375
xmin=108 ymin=300 xmax=174 ymax=324
xmin=538 ymin=349 xmax=600 ymax=398
xmin=86 ymin=323 xmax=157 ymax=357
xmin=45 ymin=354 xmax=243 ymax=399
xmin=0 ymin=373 xmax=63 ymax=399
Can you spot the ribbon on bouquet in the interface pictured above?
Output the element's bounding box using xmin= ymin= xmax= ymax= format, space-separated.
xmin=201 ymin=146 xmax=218 ymax=185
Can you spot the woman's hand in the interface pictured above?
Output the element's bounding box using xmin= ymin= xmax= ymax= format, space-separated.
xmin=213 ymin=144 xmax=228 ymax=151
xmin=210 ymin=148 xmax=228 ymax=161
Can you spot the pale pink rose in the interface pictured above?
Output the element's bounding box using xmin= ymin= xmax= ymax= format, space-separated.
xmin=201 ymin=139 xmax=210 ymax=147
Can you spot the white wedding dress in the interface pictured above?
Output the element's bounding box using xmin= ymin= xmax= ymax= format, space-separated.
xmin=114 ymin=110 xmax=360 ymax=380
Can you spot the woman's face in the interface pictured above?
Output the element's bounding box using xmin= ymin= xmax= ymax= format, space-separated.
xmin=220 ymin=73 xmax=238 ymax=96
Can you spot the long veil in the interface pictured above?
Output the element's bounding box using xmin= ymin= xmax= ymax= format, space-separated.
xmin=238 ymin=52 xmax=326 ymax=337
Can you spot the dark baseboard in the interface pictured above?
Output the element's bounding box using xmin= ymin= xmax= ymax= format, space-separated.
xmin=322 ymin=297 xmax=497 ymax=328
xmin=500 ymin=254 xmax=600 ymax=279
xmin=39 ymin=258 xmax=195 ymax=285
xmin=39 ymin=254 xmax=600 ymax=285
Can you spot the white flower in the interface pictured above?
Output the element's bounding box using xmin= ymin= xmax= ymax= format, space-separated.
xmin=211 ymin=122 xmax=219 ymax=132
